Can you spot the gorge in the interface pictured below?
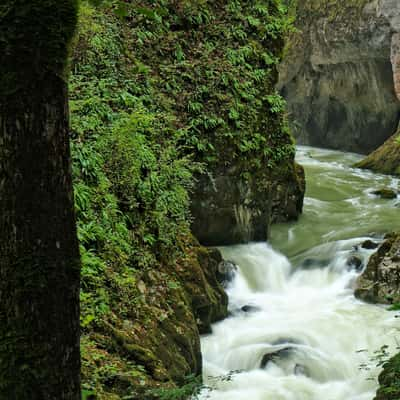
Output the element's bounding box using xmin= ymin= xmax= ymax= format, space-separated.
xmin=25 ymin=0 xmax=400 ymax=398
xmin=199 ymin=146 xmax=400 ymax=400
xmin=278 ymin=0 xmax=400 ymax=154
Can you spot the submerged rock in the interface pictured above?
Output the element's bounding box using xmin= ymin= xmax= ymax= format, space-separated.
xmin=300 ymin=258 xmax=331 ymax=270
xmin=260 ymin=347 xmax=293 ymax=369
xmin=294 ymin=364 xmax=309 ymax=377
xmin=217 ymin=260 xmax=238 ymax=285
xmin=372 ymin=188 xmax=398 ymax=199
xmin=241 ymin=305 xmax=261 ymax=313
xmin=355 ymin=232 xmax=400 ymax=304
xmin=361 ymin=240 xmax=380 ymax=250
xmin=346 ymin=255 xmax=363 ymax=271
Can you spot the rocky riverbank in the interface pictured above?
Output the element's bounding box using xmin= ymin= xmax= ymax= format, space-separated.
xmin=355 ymin=232 xmax=400 ymax=399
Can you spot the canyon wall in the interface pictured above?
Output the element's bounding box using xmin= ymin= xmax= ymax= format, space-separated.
xmin=279 ymin=0 xmax=400 ymax=153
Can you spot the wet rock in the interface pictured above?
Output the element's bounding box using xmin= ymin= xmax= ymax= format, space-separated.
xmin=355 ymin=233 xmax=400 ymax=304
xmin=241 ymin=305 xmax=261 ymax=313
xmin=361 ymin=240 xmax=379 ymax=250
xmin=300 ymin=258 xmax=330 ymax=270
xmin=294 ymin=364 xmax=309 ymax=377
xmin=189 ymin=246 xmax=229 ymax=335
xmin=346 ymin=255 xmax=363 ymax=271
xmin=191 ymin=163 xmax=305 ymax=246
xmin=260 ymin=347 xmax=293 ymax=369
xmin=216 ymin=260 xmax=238 ymax=285
xmin=372 ymin=188 xmax=398 ymax=199
xmin=271 ymin=338 xmax=302 ymax=346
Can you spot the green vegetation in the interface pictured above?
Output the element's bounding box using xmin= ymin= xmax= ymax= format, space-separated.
xmin=375 ymin=353 xmax=400 ymax=400
xmin=69 ymin=0 xmax=296 ymax=397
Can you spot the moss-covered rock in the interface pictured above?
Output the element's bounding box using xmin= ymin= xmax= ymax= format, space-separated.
xmin=121 ymin=0 xmax=305 ymax=245
xmin=374 ymin=353 xmax=400 ymax=400
xmin=355 ymin=127 xmax=400 ymax=176
xmin=355 ymin=232 xmax=400 ymax=304
xmin=80 ymin=236 xmax=228 ymax=399
xmin=372 ymin=188 xmax=398 ymax=199
xmin=355 ymin=232 xmax=400 ymax=399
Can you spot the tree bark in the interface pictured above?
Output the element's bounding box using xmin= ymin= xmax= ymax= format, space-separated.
xmin=0 ymin=1 xmax=80 ymax=399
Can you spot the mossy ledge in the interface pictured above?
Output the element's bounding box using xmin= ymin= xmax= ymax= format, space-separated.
xmin=354 ymin=126 xmax=400 ymax=176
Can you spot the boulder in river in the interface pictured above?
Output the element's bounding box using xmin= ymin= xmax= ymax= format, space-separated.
xmin=241 ymin=305 xmax=261 ymax=313
xmin=300 ymin=258 xmax=331 ymax=270
xmin=355 ymin=232 xmax=400 ymax=304
xmin=371 ymin=188 xmax=398 ymax=199
xmin=346 ymin=255 xmax=363 ymax=271
xmin=361 ymin=240 xmax=380 ymax=250
xmin=294 ymin=364 xmax=309 ymax=377
xmin=260 ymin=347 xmax=293 ymax=369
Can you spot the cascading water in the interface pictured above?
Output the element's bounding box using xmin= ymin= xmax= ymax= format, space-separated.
xmin=198 ymin=146 xmax=400 ymax=400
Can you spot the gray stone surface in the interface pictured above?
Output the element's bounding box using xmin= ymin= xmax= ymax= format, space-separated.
xmin=279 ymin=1 xmax=400 ymax=154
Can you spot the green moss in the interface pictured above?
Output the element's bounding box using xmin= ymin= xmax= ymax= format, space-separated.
xmin=375 ymin=353 xmax=400 ymax=400
xmin=355 ymin=128 xmax=400 ymax=176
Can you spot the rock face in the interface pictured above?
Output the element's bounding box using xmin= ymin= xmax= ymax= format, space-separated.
xmin=279 ymin=0 xmax=400 ymax=154
xmin=89 ymin=238 xmax=229 ymax=399
xmin=191 ymin=162 xmax=305 ymax=246
xmin=355 ymin=232 xmax=400 ymax=304
xmin=355 ymin=126 xmax=400 ymax=175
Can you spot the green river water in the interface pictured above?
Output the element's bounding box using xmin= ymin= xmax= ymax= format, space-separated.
xmin=199 ymin=146 xmax=400 ymax=400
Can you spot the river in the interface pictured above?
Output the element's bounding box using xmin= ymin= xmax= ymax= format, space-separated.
xmin=198 ymin=146 xmax=400 ymax=400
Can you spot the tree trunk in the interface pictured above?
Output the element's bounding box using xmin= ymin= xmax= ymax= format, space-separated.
xmin=0 ymin=1 xmax=80 ymax=399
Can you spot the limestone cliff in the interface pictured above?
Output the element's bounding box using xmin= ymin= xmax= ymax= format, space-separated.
xmin=279 ymin=0 xmax=400 ymax=154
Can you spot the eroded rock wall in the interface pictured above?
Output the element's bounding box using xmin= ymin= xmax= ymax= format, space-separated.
xmin=279 ymin=0 xmax=400 ymax=153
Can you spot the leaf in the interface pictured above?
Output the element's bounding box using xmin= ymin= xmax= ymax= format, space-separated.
xmin=114 ymin=2 xmax=129 ymax=18
xmin=137 ymin=280 xmax=147 ymax=294
xmin=136 ymin=7 xmax=158 ymax=21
